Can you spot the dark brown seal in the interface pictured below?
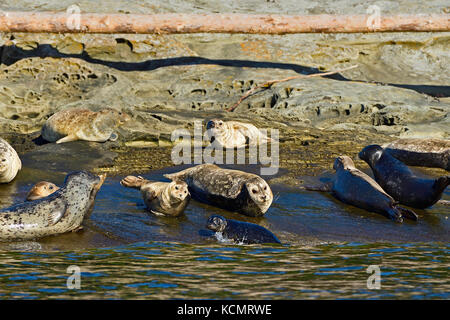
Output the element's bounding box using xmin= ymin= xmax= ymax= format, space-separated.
xmin=302 ymin=156 xmax=418 ymax=222
xmin=206 ymin=215 xmax=281 ymax=244
xmin=359 ymin=144 xmax=449 ymax=209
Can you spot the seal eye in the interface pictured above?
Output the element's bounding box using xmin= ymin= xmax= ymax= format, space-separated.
xmin=175 ymin=186 xmax=179 ymax=190
xmin=49 ymin=186 xmax=54 ymax=190
xmin=263 ymin=186 xmax=267 ymax=191
xmin=252 ymin=189 xmax=258 ymax=194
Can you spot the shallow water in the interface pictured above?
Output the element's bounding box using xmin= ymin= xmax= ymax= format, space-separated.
xmin=0 ymin=152 xmax=449 ymax=299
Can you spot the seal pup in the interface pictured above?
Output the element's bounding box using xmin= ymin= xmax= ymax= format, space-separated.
xmin=206 ymin=215 xmax=281 ymax=244
xmin=164 ymin=164 xmax=273 ymax=217
xmin=206 ymin=119 xmax=273 ymax=149
xmin=301 ymin=156 xmax=418 ymax=222
xmin=120 ymin=175 xmax=190 ymax=217
xmin=0 ymin=171 xmax=105 ymax=241
xmin=0 ymin=137 xmax=21 ymax=183
xmin=359 ymin=145 xmax=449 ymax=209
xmin=382 ymin=138 xmax=449 ymax=171
xmin=41 ymin=107 xmax=130 ymax=144
xmin=26 ymin=181 xmax=60 ymax=201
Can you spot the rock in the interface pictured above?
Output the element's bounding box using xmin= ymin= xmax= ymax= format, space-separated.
xmin=0 ymin=1 xmax=448 ymax=141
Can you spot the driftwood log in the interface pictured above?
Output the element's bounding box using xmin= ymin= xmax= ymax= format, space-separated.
xmin=0 ymin=12 xmax=448 ymax=34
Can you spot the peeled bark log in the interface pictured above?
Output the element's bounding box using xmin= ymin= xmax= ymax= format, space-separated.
xmin=0 ymin=12 xmax=448 ymax=34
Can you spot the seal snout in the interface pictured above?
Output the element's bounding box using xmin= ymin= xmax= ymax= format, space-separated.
xmin=206 ymin=215 xmax=226 ymax=232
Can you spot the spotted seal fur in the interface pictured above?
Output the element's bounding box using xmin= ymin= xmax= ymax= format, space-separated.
xmin=0 ymin=171 xmax=105 ymax=241
xmin=164 ymin=164 xmax=273 ymax=217
xmin=359 ymin=145 xmax=449 ymax=209
xmin=120 ymin=175 xmax=190 ymax=217
xmin=41 ymin=107 xmax=130 ymax=143
xmin=0 ymin=137 xmax=21 ymax=183
xmin=206 ymin=215 xmax=281 ymax=244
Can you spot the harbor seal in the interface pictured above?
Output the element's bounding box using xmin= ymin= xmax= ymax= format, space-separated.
xmin=26 ymin=181 xmax=60 ymax=201
xmin=206 ymin=215 xmax=281 ymax=244
xmin=359 ymin=145 xmax=449 ymax=209
xmin=382 ymin=138 xmax=449 ymax=171
xmin=41 ymin=107 xmax=130 ymax=144
xmin=0 ymin=171 xmax=105 ymax=241
xmin=206 ymin=119 xmax=273 ymax=148
xmin=0 ymin=137 xmax=21 ymax=183
xmin=164 ymin=164 xmax=273 ymax=217
xmin=120 ymin=175 xmax=190 ymax=217
xmin=301 ymin=156 xmax=418 ymax=222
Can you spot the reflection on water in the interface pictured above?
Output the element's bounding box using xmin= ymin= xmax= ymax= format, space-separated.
xmin=0 ymin=242 xmax=448 ymax=299
xmin=0 ymin=165 xmax=449 ymax=299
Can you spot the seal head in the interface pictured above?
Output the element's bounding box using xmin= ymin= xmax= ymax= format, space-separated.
xmin=245 ymin=177 xmax=273 ymax=214
xmin=168 ymin=180 xmax=190 ymax=202
xmin=26 ymin=181 xmax=60 ymax=201
xmin=206 ymin=215 xmax=227 ymax=233
xmin=358 ymin=145 xmax=384 ymax=167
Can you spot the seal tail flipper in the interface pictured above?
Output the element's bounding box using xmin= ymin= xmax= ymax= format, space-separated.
xmin=164 ymin=169 xmax=190 ymax=181
xmin=120 ymin=176 xmax=148 ymax=189
xmin=299 ymin=182 xmax=333 ymax=192
xmin=386 ymin=208 xmax=404 ymax=223
xmin=396 ymin=206 xmax=419 ymax=221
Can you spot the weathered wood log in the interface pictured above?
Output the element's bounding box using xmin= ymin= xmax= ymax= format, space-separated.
xmin=0 ymin=12 xmax=448 ymax=34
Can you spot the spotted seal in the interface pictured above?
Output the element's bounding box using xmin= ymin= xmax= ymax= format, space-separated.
xmin=41 ymin=107 xmax=130 ymax=144
xmin=120 ymin=175 xmax=190 ymax=217
xmin=0 ymin=171 xmax=106 ymax=241
xmin=164 ymin=164 xmax=273 ymax=217
xmin=0 ymin=137 xmax=21 ymax=183
xmin=206 ymin=119 xmax=273 ymax=149
xmin=26 ymin=181 xmax=60 ymax=201
xmin=206 ymin=215 xmax=281 ymax=244
xmin=382 ymin=138 xmax=449 ymax=171
xmin=301 ymin=156 xmax=418 ymax=222
xmin=359 ymin=145 xmax=449 ymax=209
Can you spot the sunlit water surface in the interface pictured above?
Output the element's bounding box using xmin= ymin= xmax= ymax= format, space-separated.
xmin=0 ymin=165 xmax=448 ymax=299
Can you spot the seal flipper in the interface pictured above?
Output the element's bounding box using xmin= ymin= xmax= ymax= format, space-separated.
xmin=56 ymin=134 xmax=78 ymax=144
xmin=164 ymin=170 xmax=188 ymax=181
xmin=397 ymin=206 xmax=419 ymax=221
xmin=386 ymin=207 xmax=403 ymax=223
xmin=47 ymin=199 xmax=69 ymax=226
xmin=300 ymin=182 xmax=333 ymax=192
xmin=120 ymin=176 xmax=148 ymax=189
